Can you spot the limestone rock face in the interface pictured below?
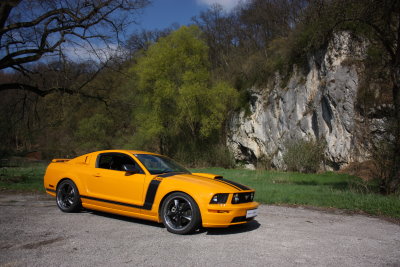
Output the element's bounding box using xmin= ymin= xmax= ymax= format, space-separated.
xmin=227 ymin=33 xmax=376 ymax=170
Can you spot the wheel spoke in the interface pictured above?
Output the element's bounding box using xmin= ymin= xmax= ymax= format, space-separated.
xmin=61 ymin=186 xmax=68 ymax=195
xmin=166 ymin=210 xmax=175 ymax=216
xmin=180 ymin=202 xmax=189 ymax=211
xmin=67 ymin=197 xmax=73 ymax=205
xmin=182 ymin=215 xmax=192 ymax=221
xmin=173 ymin=199 xmax=179 ymax=208
xmin=67 ymin=188 xmax=74 ymax=198
xmin=176 ymin=215 xmax=182 ymax=227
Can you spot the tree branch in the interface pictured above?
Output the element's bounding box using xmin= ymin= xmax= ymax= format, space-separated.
xmin=0 ymin=0 xmax=150 ymax=70
xmin=0 ymin=0 xmax=20 ymax=29
xmin=0 ymin=83 xmax=108 ymax=104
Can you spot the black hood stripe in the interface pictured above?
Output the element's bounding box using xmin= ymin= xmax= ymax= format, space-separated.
xmin=157 ymin=172 xmax=185 ymax=178
xmin=221 ymin=179 xmax=250 ymax=191
xmin=214 ymin=179 xmax=242 ymax=191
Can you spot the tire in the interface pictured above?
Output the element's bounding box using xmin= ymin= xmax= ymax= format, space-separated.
xmin=56 ymin=179 xmax=81 ymax=213
xmin=161 ymin=192 xmax=201 ymax=235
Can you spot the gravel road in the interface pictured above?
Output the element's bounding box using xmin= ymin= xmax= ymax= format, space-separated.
xmin=1 ymin=193 xmax=399 ymax=266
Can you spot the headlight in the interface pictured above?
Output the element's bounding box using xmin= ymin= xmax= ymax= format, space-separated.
xmin=210 ymin=193 xmax=228 ymax=204
xmin=232 ymin=193 xmax=240 ymax=204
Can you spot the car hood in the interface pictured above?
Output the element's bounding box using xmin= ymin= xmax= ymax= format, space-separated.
xmin=158 ymin=172 xmax=252 ymax=193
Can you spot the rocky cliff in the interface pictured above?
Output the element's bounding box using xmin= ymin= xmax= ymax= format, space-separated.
xmin=227 ymin=32 xmax=387 ymax=170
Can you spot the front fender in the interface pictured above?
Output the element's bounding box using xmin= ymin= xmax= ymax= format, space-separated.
xmin=148 ymin=178 xmax=214 ymax=221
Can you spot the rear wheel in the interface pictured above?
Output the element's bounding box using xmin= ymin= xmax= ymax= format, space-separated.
xmin=56 ymin=179 xmax=81 ymax=212
xmin=161 ymin=192 xmax=201 ymax=235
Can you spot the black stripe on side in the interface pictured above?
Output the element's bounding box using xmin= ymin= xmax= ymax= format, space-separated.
xmin=46 ymin=188 xmax=56 ymax=193
xmin=213 ymin=179 xmax=242 ymax=191
xmin=80 ymin=195 xmax=142 ymax=209
xmin=143 ymin=179 xmax=161 ymax=210
xmin=221 ymin=179 xmax=251 ymax=191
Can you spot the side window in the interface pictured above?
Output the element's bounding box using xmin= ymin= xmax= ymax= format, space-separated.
xmin=97 ymin=153 xmax=143 ymax=173
xmin=98 ymin=154 xmax=113 ymax=169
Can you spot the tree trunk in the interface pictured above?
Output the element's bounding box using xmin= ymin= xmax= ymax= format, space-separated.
xmin=390 ymin=3 xmax=400 ymax=193
xmin=390 ymin=66 xmax=400 ymax=193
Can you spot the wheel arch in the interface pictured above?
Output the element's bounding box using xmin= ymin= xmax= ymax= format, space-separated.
xmin=158 ymin=190 xmax=202 ymax=223
xmin=56 ymin=176 xmax=82 ymax=193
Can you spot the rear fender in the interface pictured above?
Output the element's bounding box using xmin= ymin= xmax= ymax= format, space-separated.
xmin=55 ymin=173 xmax=84 ymax=193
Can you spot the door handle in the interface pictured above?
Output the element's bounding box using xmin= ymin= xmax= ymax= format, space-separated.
xmin=93 ymin=173 xmax=101 ymax=177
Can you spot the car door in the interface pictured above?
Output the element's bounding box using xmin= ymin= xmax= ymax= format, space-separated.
xmin=86 ymin=152 xmax=146 ymax=209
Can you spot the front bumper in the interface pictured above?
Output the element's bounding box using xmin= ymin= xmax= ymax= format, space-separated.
xmin=201 ymin=201 xmax=259 ymax=228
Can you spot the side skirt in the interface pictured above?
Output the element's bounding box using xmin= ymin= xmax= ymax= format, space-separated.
xmin=81 ymin=202 xmax=161 ymax=223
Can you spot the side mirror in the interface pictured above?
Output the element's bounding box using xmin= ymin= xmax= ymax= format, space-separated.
xmin=122 ymin=164 xmax=139 ymax=174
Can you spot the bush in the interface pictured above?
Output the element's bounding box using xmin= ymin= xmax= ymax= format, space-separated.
xmin=372 ymin=139 xmax=398 ymax=194
xmin=283 ymin=139 xmax=326 ymax=173
xmin=173 ymin=143 xmax=235 ymax=169
xmin=255 ymin=155 xmax=273 ymax=170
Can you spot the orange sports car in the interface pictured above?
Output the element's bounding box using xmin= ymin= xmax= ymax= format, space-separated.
xmin=44 ymin=150 xmax=259 ymax=234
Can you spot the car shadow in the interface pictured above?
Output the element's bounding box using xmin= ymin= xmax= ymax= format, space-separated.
xmin=82 ymin=209 xmax=260 ymax=235
xmin=82 ymin=209 xmax=164 ymax=229
xmin=203 ymin=220 xmax=261 ymax=235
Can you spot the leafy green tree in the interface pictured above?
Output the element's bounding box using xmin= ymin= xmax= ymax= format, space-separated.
xmin=76 ymin=114 xmax=114 ymax=152
xmin=132 ymin=25 xmax=239 ymax=155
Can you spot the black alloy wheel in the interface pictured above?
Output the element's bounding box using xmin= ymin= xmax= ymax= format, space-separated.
xmin=161 ymin=192 xmax=201 ymax=234
xmin=56 ymin=179 xmax=81 ymax=212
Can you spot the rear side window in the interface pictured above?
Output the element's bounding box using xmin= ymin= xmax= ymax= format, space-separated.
xmin=97 ymin=153 xmax=143 ymax=173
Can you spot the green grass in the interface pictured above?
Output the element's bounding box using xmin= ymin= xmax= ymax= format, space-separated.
xmin=191 ymin=168 xmax=400 ymax=219
xmin=0 ymin=163 xmax=46 ymax=192
xmin=1 ymin=164 xmax=399 ymax=219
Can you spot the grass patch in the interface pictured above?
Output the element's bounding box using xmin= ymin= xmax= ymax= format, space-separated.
xmin=191 ymin=168 xmax=400 ymax=219
xmin=0 ymin=163 xmax=46 ymax=192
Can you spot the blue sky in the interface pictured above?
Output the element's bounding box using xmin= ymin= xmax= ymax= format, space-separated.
xmin=11 ymin=0 xmax=248 ymax=65
xmin=137 ymin=0 xmax=204 ymax=30
xmin=136 ymin=0 xmax=246 ymax=30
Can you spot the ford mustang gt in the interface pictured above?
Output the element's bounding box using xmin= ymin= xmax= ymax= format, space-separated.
xmin=44 ymin=150 xmax=259 ymax=234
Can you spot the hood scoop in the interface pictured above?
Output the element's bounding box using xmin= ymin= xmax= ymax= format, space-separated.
xmin=192 ymin=173 xmax=223 ymax=180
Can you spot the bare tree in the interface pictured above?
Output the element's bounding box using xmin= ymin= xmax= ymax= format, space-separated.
xmin=0 ymin=0 xmax=150 ymax=96
xmin=125 ymin=27 xmax=176 ymax=55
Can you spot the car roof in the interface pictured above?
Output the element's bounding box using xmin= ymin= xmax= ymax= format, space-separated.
xmin=94 ymin=150 xmax=162 ymax=156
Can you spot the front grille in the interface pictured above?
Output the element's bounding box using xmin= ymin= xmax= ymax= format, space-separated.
xmin=231 ymin=192 xmax=254 ymax=204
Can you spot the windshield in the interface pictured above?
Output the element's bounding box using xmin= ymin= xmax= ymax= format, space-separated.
xmin=134 ymin=154 xmax=190 ymax=175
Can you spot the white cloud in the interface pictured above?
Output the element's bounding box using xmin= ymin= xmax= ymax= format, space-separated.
xmin=196 ymin=0 xmax=249 ymax=10
xmin=61 ymin=42 xmax=127 ymax=63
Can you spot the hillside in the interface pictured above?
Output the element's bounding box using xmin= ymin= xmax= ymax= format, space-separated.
xmin=228 ymin=32 xmax=389 ymax=170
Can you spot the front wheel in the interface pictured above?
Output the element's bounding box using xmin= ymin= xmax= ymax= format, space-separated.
xmin=161 ymin=192 xmax=201 ymax=234
xmin=56 ymin=179 xmax=81 ymax=213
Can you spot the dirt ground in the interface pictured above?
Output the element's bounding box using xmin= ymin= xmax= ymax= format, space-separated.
xmin=1 ymin=193 xmax=399 ymax=266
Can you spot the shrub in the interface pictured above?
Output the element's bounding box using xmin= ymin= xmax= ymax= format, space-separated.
xmin=372 ymin=139 xmax=398 ymax=194
xmin=283 ymin=139 xmax=326 ymax=173
xmin=255 ymin=155 xmax=273 ymax=170
xmin=173 ymin=144 xmax=235 ymax=169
